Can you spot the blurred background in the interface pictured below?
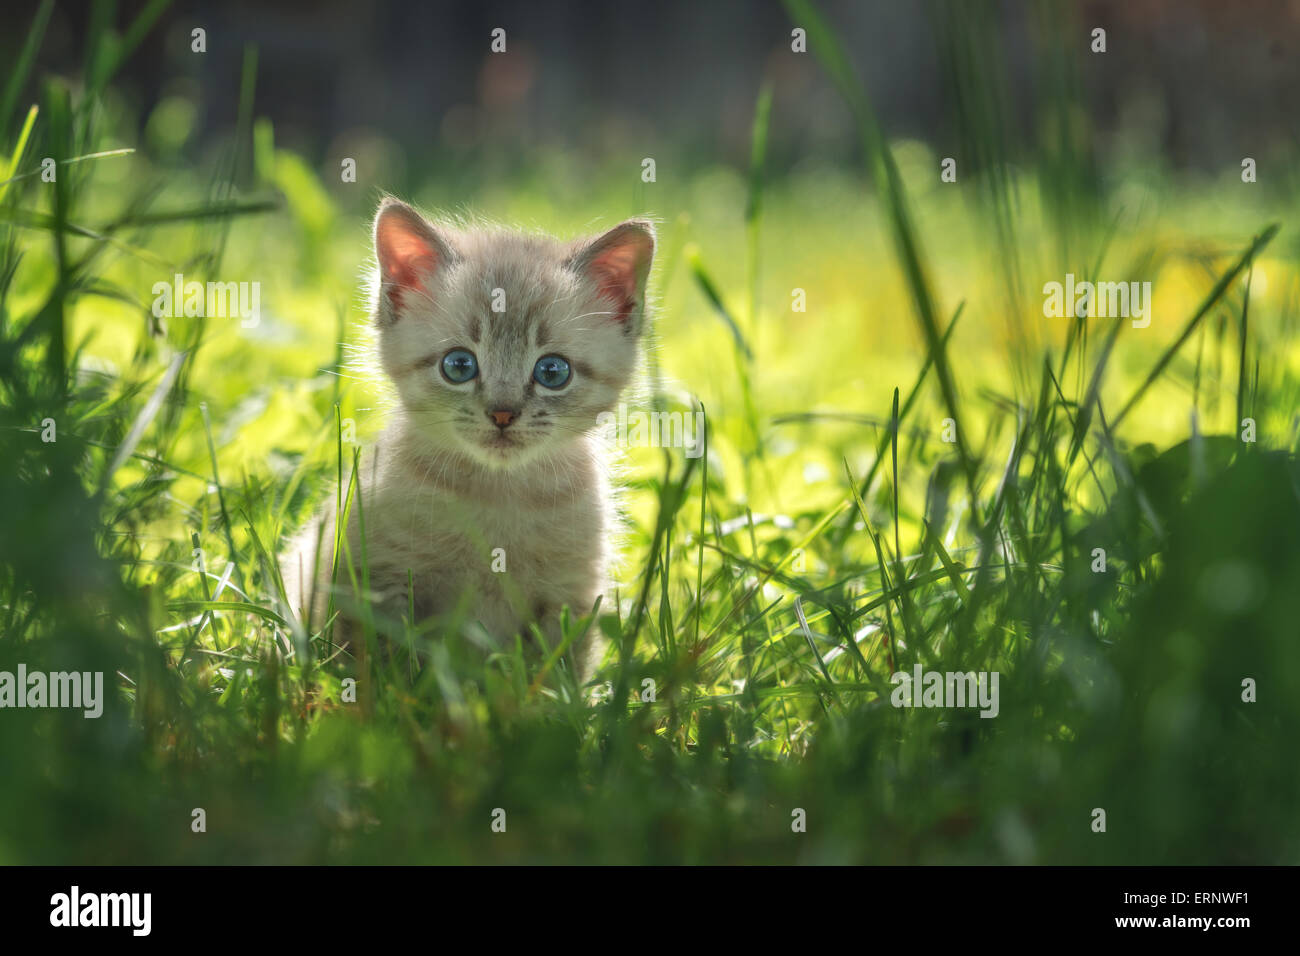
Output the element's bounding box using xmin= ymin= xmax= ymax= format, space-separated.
xmin=17 ymin=0 xmax=1300 ymax=186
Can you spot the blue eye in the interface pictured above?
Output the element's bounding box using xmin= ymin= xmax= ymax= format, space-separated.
xmin=441 ymin=349 xmax=478 ymax=383
xmin=533 ymin=355 xmax=571 ymax=389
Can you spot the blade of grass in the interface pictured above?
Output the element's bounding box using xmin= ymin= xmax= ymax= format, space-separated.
xmin=1111 ymin=224 xmax=1277 ymax=431
xmin=0 ymin=0 xmax=53 ymax=137
xmin=784 ymin=0 xmax=982 ymax=525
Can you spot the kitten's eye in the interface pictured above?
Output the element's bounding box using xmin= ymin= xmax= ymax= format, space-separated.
xmin=441 ymin=348 xmax=478 ymax=384
xmin=533 ymin=355 xmax=571 ymax=389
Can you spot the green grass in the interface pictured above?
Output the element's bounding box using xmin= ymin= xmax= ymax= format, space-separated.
xmin=2 ymin=0 xmax=1299 ymax=864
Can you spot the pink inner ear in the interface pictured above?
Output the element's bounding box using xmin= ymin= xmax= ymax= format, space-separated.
xmin=376 ymin=212 xmax=440 ymax=308
xmin=588 ymin=242 xmax=646 ymax=323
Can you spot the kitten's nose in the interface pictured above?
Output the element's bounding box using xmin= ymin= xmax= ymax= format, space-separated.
xmin=489 ymin=408 xmax=518 ymax=429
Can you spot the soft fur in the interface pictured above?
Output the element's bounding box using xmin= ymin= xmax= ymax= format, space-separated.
xmin=282 ymin=198 xmax=654 ymax=680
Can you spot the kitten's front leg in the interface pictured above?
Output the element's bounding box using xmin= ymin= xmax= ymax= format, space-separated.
xmin=528 ymin=601 xmax=602 ymax=684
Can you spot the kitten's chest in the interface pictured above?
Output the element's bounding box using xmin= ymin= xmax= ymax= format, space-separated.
xmin=364 ymin=470 xmax=608 ymax=625
xmin=456 ymin=495 xmax=601 ymax=573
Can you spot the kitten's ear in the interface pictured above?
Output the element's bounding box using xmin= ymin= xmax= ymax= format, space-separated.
xmin=568 ymin=219 xmax=655 ymax=333
xmin=373 ymin=199 xmax=454 ymax=324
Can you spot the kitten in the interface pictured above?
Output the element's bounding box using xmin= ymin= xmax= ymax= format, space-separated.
xmin=282 ymin=198 xmax=655 ymax=681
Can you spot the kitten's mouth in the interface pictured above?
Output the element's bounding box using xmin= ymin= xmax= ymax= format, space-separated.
xmin=465 ymin=428 xmax=542 ymax=467
xmin=481 ymin=432 xmax=522 ymax=454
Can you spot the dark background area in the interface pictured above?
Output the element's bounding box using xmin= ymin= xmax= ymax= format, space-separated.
xmin=9 ymin=0 xmax=1300 ymax=181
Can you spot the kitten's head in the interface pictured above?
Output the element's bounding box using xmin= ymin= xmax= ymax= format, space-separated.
xmin=370 ymin=199 xmax=654 ymax=469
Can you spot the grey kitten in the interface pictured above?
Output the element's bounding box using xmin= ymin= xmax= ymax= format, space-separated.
xmin=282 ymin=198 xmax=655 ymax=680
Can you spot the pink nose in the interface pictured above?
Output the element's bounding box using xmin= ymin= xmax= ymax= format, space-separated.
xmin=489 ymin=409 xmax=517 ymax=428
